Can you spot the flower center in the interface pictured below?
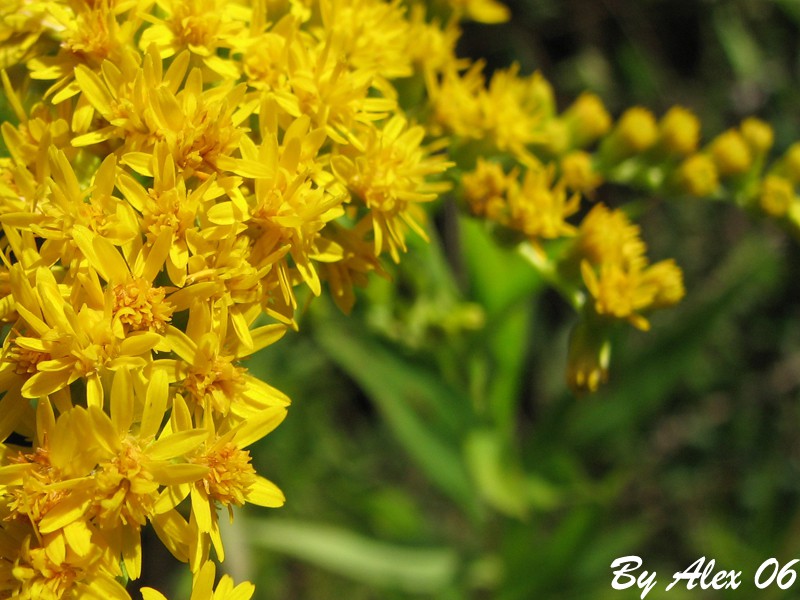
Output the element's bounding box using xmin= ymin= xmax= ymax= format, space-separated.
xmin=112 ymin=277 xmax=173 ymax=333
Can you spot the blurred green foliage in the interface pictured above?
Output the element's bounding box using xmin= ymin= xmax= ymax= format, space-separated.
xmin=152 ymin=1 xmax=800 ymax=598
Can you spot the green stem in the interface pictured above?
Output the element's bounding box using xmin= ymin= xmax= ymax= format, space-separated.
xmin=516 ymin=242 xmax=586 ymax=311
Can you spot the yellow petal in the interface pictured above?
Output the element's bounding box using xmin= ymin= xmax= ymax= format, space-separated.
xmin=63 ymin=519 xmax=93 ymax=556
xmin=45 ymin=530 xmax=66 ymax=566
xmin=226 ymin=581 xmax=256 ymax=600
xmin=74 ymin=65 xmax=113 ymax=117
xmin=35 ymin=395 xmax=55 ymax=447
xmin=206 ymin=201 xmax=239 ymax=225
xmin=122 ymin=525 xmax=142 ymax=580
xmin=171 ymin=393 xmax=192 ymax=432
xmin=190 ymin=560 xmax=215 ymax=600
xmin=116 ymin=172 xmax=148 ymax=212
xmin=230 ymin=309 xmax=253 ymax=351
xmin=121 ymin=152 xmax=155 ymax=177
xmin=151 ymin=509 xmax=190 ymax=563
xmin=168 ymin=282 xmax=219 ymax=313
xmin=154 ymin=483 xmax=191 ymax=514
xmin=88 ymin=405 xmax=121 ymax=455
xmin=140 ymin=368 xmax=169 ymax=440
xmin=72 ymin=127 xmax=116 ymax=147
xmin=81 ymin=573 xmax=131 ymax=600
xmin=138 ymin=229 xmax=172 ymax=283
xmin=0 ymin=463 xmax=31 ymax=485
xmin=39 ymin=492 xmax=92 ymax=534
xmin=86 ymin=373 xmax=104 ymax=410
xmin=0 ymin=386 xmax=28 ymax=442
xmin=148 ymin=429 xmax=207 ymax=461
xmin=118 ymin=332 xmax=162 ymax=356
xmin=21 ymin=368 xmax=70 ymax=399
xmin=245 ymin=476 xmax=285 ymax=507
xmin=92 ymin=234 xmax=130 ymax=283
xmin=110 ymin=367 xmax=134 ymax=436
xmin=245 ymin=324 xmax=287 ymax=355
xmin=190 ymin=485 xmax=213 ymax=534
xmin=166 ymin=326 xmax=197 ymax=363
xmin=148 ymin=462 xmax=209 ymax=486
xmin=215 ymin=156 xmax=273 ymax=178
xmin=231 ymin=406 xmax=287 ymax=448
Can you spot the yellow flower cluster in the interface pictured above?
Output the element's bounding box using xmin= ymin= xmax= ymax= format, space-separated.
xmin=0 ymin=0 xmax=464 ymax=597
xmin=578 ymin=205 xmax=684 ymax=333
xmin=3 ymin=0 xmax=798 ymax=594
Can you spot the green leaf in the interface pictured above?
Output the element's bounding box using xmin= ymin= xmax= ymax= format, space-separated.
xmin=314 ymin=315 xmax=481 ymax=519
xmin=713 ymin=6 xmax=764 ymax=80
xmin=249 ymin=518 xmax=458 ymax=593
xmin=464 ymin=428 xmax=531 ymax=518
xmin=459 ymin=215 xmax=543 ymax=315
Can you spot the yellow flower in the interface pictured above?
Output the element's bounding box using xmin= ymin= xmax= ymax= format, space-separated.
xmin=0 ymin=74 xmax=73 ymax=169
xmin=120 ymin=67 xmax=254 ymax=180
xmin=614 ymin=107 xmax=658 ymax=155
xmin=71 ymin=45 xmax=190 ymax=149
xmin=560 ymin=150 xmax=603 ymax=196
xmin=575 ymin=204 xmax=645 ymax=269
xmin=560 ymin=92 xmax=612 ymax=148
xmin=406 ymin=6 xmax=463 ymax=78
xmin=759 ymin=174 xmax=794 ymax=218
xmin=161 ymin=311 xmax=289 ymax=421
xmin=575 ymin=203 xmax=684 ymax=330
xmin=250 ymin=21 xmax=396 ymax=144
xmin=0 ymin=378 xmax=208 ymax=585
xmin=710 ymin=129 xmax=752 ymax=176
xmin=2 ymin=530 xmax=132 ymax=600
xmin=316 ymin=0 xmax=414 ymax=80
xmin=659 ymin=106 xmax=700 ymax=156
xmin=429 ymin=62 xmax=557 ymax=164
xmin=0 ymin=149 xmax=139 ymax=270
xmin=480 ymin=65 xmax=555 ymax=163
xmin=316 ymin=221 xmax=384 ymax=314
xmin=462 ymin=158 xmax=514 ymax=222
xmin=185 ymin=407 xmax=286 ymax=568
xmin=139 ymin=0 xmax=250 ymax=79
xmin=236 ymin=107 xmax=345 ymax=311
xmin=71 ymin=224 xmax=174 ymax=334
xmin=740 ymin=117 xmax=773 ymax=155
xmin=332 ymin=115 xmax=452 ymax=262
xmin=507 ymin=164 xmax=580 ymax=240
xmin=8 ymin=266 xmax=160 ymax=408
xmin=574 ymin=204 xmax=684 ymax=330
xmin=0 ymin=0 xmax=48 ymax=69
xmin=677 ymin=153 xmax=719 ymax=197
xmin=26 ymin=1 xmax=138 ymax=100
xmin=581 ymin=260 xmax=684 ymax=331
xmin=427 ymin=61 xmax=486 ymax=139
xmin=147 ymin=401 xmax=286 ymax=570
xmin=116 ymin=142 xmax=208 ymax=287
